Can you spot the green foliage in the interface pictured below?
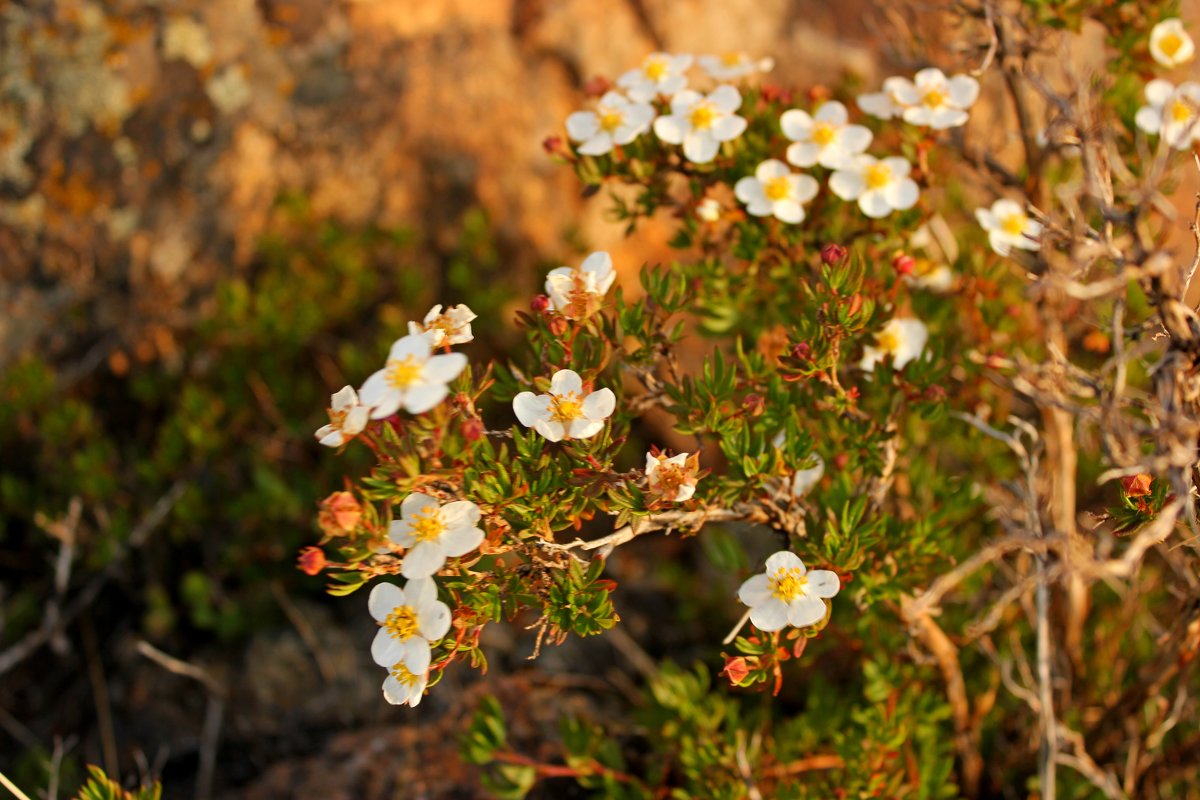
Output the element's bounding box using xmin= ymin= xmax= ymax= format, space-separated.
xmin=74 ymin=766 xmax=161 ymax=800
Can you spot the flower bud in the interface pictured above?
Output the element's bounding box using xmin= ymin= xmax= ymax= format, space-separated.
xmin=461 ymin=417 xmax=485 ymax=442
xmin=582 ymin=75 xmax=613 ymax=97
xmin=531 ymin=294 xmax=551 ymax=313
xmin=892 ymin=252 xmax=916 ymax=275
xmin=833 ymin=453 xmax=850 ymax=470
xmin=791 ymin=341 xmax=811 ymax=361
xmin=722 ymin=656 xmax=751 ymax=685
xmin=1122 ymin=474 xmax=1153 ymax=498
xmin=742 ymin=393 xmax=765 ymax=417
xmin=542 ymin=135 xmax=565 ymax=156
xmin=820 ymin=243 xmax=847 ymax=266
xmin=297 ymin=547 xmax=326 ymax=576
xmin=319 ymin=491 xmax=362 ymax=535
xmin=548 ymin=315 xmax=569 ymax=336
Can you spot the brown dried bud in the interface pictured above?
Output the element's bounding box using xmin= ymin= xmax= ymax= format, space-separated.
xmin=742 ymin=393 xmax=766 ymax=417
xmin=820 ymin=243 xmax=847 ymax=266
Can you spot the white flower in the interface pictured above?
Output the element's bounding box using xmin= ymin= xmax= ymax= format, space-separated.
xmin=860 ymin=318 xmax=929 ymax=372
xmin=734 ymin=160 xmax=819 ymax=223
xmin=389 ymin=493 xmax=485 ymax=579
xmin=697 ymin=52 xmax=774 ymax=81
xmin=368 ymin=577 xmax=451 ymax=670
xmin=1151 ymin=19 xmax=1195 ymax=68
xmin=975 ymin=199 xmax=1042 ymax=257
xmin=566 ymin=91 xmax=655 ymax=156
xmin=513 ymin=369 xmax=616 ymax=442
xmin=653 ymin=86 xmax=748 ymax=164
xmin=382 ymin=649 xmax=429 ymax=707
xmin=359 ymin=334 xmax=468 ymax=418
xmin=617 ymin=52 xmax=694 ymax=102
xmin=544 ymin=251 xmax=616 ymax=320
xmin=781 ymin=101 xmax=872 ymax=169
xmin=408 ymin=304 xmax=477 ymax=347
xmin=645 ymin=451 xmax=699 ymax=502
xmin=737 ymin=551 xmax=840 ymax=632
xmin=904 ymin=262 xmax=955 ymax=292
xmin=1134 ymin=79 xmax=1200 ymax=149
xmin=315 ymin=386 xmax=371 ymax=447
xmin=857 ymin=76 xmax=914 ymax=120
xmin=829 ymin=155 xmax=919 ymax=219
xmin=696 ymin=197 xmax=722 ymax=222
xmin=893 ymin=68 xmax=979 ymax=130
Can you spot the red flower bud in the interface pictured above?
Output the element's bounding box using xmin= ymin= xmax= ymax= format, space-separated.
xmin=820 ymin=243 xmax=847 ymax=266
xmin=297 ymin=547 xmax=326 ymax=576
xmin=833 ymin=453 xmax=850 ymax=470
xmin=542 ymin=135 xmax=565 ymax=156
xmin=791 ymin=341 xmax=811 ymax=361
xmin=892 ymin=252 xmax=916 ymax=275
xmin=723 ymin=656 xmax=751 ymax=685
xmin=319 ymin=491 xmax=361 ymax=535
xmin=582 ymin=75 xmax=613 ymax=97
xmin=461 ymin=417 xmax=485 ymax=442
xmin=531 ymin=294 xmax=551 ymax=313
xmin=1122 ymin=474 xmax=1153 ymax=498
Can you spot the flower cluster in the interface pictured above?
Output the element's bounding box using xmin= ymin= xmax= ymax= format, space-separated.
xmin=314 ymin=301 xmax=478 ymax=447
xmin=1135 ymin=19 xmax=1200 ymax=149
xmin=858 ymin=68 xmax=980 ymax=130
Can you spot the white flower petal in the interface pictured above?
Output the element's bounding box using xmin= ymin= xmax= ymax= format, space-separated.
xmin=420 ymin=600 xmax=452 ymax=641
xmin=749 ymin=598 xmax=790 ymax=632
xmin=787 ymin=595 xmax=828 ymax=628
xmin=550 ymin=369 xmax=584 ymax=397
xmin=807 ymin=569 xmax=841 ymax=598
xmin=440 ymin=525 xmax=484 ymax=558
xmin=372 ymin=628 xmax=405 ymax=667
xmin=369 ymin=582 xmax=404 ymax=620
xmin=513 ymin=392 xmax=550 ymax=427
xmin=441 ymin=500 xmax=482 ymax=529
xmin=402 ymin=383 xmax=450 ymax=415
xmin=738 ymin=574 xmax=771 ymax=606
xmin=582 ymin=387 xmax=616 ymax=420
xmin=401 ymin=541 xmax=446 ymax=579
xmin=765 ymin=550 xmax=805 ymax=574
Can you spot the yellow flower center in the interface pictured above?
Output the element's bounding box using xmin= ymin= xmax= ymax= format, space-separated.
xmin=550 ymin=392 xmax=584 ymax=423
xmin=384 ymin=605 xmax=419 ymax=640
xmin=410 ymin=507 xmax=445 ymax=543
xmin=643 ymin=57 xmax=668 ymax=81
xmin=689 ymin=102 xmax=717 ymax=130
xmin=877 ymin=329 xmax=900 ymax=353
xmin=386 ymin=355 xmax=423 ymax=389
xmin=390 ymin=661 xmax=422 ymax=688
xmin=720 ymin=51 xmax=744 ymax=67
xmin=1170 ymin=99 xmax=1194 ymax=124
xmin=811 ymin=122 xmax=836 ymax=147
xmin=329 ymin=407 xmax=348 ymax=429
xmin=864 ymin=162 xmax=892 ymax=190
xmin=599 ymin=108 xmax=625 ymax=133
xmin=1160 ymin=32 xmax=1184 ymax=59
xmin=769 ymin=567 xmax=808 ymax=602
xmin=923 ymin=86 xmax=948 ymax=108
xmin=1000 ymin=212 xmax=1027 ymax=236
xmin=763 ymin=175 xmax=792 ymax=202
